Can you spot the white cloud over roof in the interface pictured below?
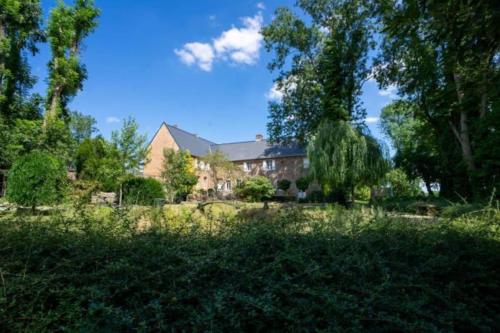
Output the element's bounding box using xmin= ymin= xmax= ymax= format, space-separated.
xmin=175 ymin=12 xmax=263 ymax=71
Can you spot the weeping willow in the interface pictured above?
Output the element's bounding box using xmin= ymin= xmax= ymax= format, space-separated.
xmin=307 ymin=120 xmax=389 ymax=198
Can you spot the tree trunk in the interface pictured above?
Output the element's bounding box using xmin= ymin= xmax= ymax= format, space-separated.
xmin=450 ymin=71 xmax=476 ymax=173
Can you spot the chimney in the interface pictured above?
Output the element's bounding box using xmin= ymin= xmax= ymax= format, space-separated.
xmin=255 ymin=134 xmax=264 ymax=142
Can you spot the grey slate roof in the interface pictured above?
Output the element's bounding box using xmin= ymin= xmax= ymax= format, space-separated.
xmin=213 ymin=141 xmax=305 ymax=161
xmin=166 ymin=124 xmax=215 ymax=157
xmin=164 ymin=123 xmax=305 ymax=161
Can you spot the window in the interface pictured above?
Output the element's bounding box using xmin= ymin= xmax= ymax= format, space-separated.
xmin=226 ymin=180 xmax=232 ymax=192
xmin=198 ymin=160 xmax=205 ymax=170
xmin=303 ymin=158 xmax=310 ymax=169
xmin=243 ymin=162 xmax=251 ymax=172
xmin=263 ymin=159 xmax=276 ymax=171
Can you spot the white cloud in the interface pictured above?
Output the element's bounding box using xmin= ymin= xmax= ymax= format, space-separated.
xmin=379 ymin=84 xmax=398 ymax=99
xmin=106 ymin=117 xmax=120 ymax=124
xmin=257 ymin=2 xmax=266 ymax=10
xmin=175 ymin=12 xmax=263 ymax=71
xmin=266 ymin=82 xmax=284 ymax=100
xmin=365 ymin=117 xmax=379 ymax=124
xmin=174 ymin=42 xmax=215 ymax=72
xmin=266 ymin=76 xmax=298 ymax=101
xmin=209 ymin=15 xmax=216 ymax=21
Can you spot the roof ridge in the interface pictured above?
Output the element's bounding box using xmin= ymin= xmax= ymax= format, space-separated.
xmin=166 ymin=123 xmax=216 ymax=144
xmin=214 ymin=140 xmax=268 ymax=146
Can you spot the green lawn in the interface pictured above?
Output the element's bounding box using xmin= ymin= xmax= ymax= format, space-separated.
xmin=0 ymin=203 xmax=499 ymax=331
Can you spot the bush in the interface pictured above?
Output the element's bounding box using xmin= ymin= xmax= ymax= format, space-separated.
xmin=295 ymin=176 xmax=310 ymax=192
xmin=235 ymin=176 xmax=275 ymax=202
xmin=1 ymin=206 xmax=499 ymax=331
xmin=277 ymin=179 xmax=291 ymax=193
xmin=6 ymin=151 xmax=66 ymax=209
xmin=354 ymin=185 xmax=371 ymax=201
xmin=121 ymin=177 xmax=165 ymax=206
xmin=386 ymin=169 xmax=421 ymax=197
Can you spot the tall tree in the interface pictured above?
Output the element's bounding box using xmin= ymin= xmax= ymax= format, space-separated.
xmin=264 ymin=0 xmax=387 ymax=199
xmin=263 ymin=0 xmax=373 ymax=144
xmin=373 ymin=0 xmax=500 ymax=197
xmin=44 ymin=0 xmax=99 ymax=128
xmin=0 ymin=0 xmax=44 ymax=121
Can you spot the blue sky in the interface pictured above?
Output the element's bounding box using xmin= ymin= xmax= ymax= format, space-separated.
xmin=32 ymin=0 xmax=395 ymax=144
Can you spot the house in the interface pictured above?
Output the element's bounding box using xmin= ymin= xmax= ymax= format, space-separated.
xmin=143 ymin=123 xmax=313 ymax=196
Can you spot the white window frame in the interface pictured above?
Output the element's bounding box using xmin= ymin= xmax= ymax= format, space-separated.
xmin=225 ymin=180 xmax=232 ymax=192
xmin=303 ymin=158 xmax=310 ymax=169
xmin=243 ymin=162 xmax=251 ymax=172
xmin=263 ymin=159 xmax=276 ymax=171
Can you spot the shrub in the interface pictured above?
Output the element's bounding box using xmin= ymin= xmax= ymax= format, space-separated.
xmin=308 ymin=190 xmax=325 ymax=203
xmin=386 ymin=168 xmax=421 ymax=197
xmin=235 ymin=176 xmax=275 ymax=202
xmin=295 ymin=176 xmax=310 ymax=192
xmin=277 ymin=179 xmax=291 ymax=193
xmin=121 ymin=177 xmax=165 ymax=206
xmin=6 ymin=151 xmax=66 ymax=209
xmin=354 ymin=185 xmax=371 ymax=201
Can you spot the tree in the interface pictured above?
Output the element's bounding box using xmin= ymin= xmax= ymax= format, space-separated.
xmin=6 ymin=151 xmax=66 ymax=210
xmin=0 ymin=0 xmax=44 ymax=121
xmin=263 ymin=0 xmax=373 ymax=144
xmin=70 ymin=111 xmax=97 ymax=144
xmin=295 ymin=176 xmax=310 ymax=193
xmin=111 ymin=117 xmax=148 ymax=174
xmin=201 ymin=150 xmax=239 ymax=196
xmin=277 ymin=179 xmax=291 ymax=194
xmin=373 ymin=0 xmax=500 ymax=197
xmin=235 ymin=176 xmax=275 ymax=202
xmin=75 ymin=137 xmax=123 ymax=192
xmin=44 ymin=0 xmax=99 ymax=128
xmin=385 ymin=168 xmax=421 ymax=198
xmin=380 ymin=101 xmax=440 ymax=195
xmin=308 ymin=120 xmax=388 ymax=202
xmin=161 ymin=148 xmax=198 ymax=202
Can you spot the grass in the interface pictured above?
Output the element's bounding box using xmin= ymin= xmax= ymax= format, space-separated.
xmin=0 ymin=202 xmax=499 ymax=331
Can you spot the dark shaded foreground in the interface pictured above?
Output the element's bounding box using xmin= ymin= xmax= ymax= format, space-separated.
xmin=0 ymin=209 xmax=499 ymax=332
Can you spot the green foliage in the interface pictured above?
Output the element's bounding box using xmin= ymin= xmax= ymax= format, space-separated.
xmin=69 ymin=111 xmax=97 ymax=144
xmin=0 ymin=0 xmax=44 ymax=120
xmin=111 ymin=117 xmax=148 ymax=174
xmin=75 ymin=137 xmax=124 ymax=192
xmin=373 ymin=0 xmax=499 ymax=198
xmin=308 ymin=120 xmax=389 ymax=197
xmin=236 ymin=176 xmax=275 ymax=202
xmin=6 ymin=151 xmax=66 ymax=208
xmin=295 ymin=176 xmax=310 ymax=192
xmin=385 ymin=169 xmax=421 ymax=197
xmin=263 ymin=0 xmax=372 ymax=143
xmin=202 ymin=150 xmax=240 ymax=195
xmin=277 ymin=179 xmax=291 ymax=192
xmin=354 ymin=185 xmax=371 ymax=202
xmin=45 ymin=0 xmax=99 ymax=125
xmin=0 ymin=205 xmax=498 ymax=331
xmin=121 ymin=177 xmax=164 ymax=206
xmin=161 ymin=149 xmax=198 ymax=202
